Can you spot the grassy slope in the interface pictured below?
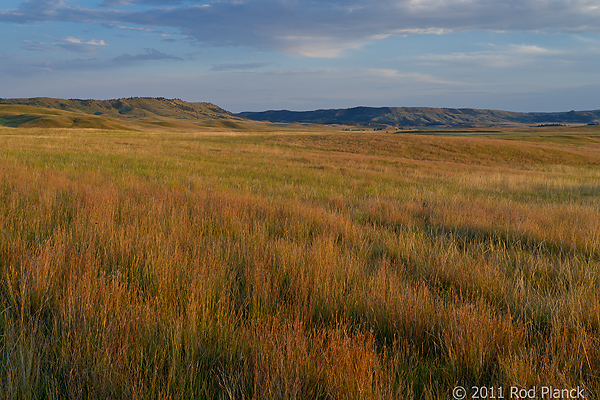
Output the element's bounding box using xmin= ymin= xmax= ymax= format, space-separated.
xmin=0 ymin=100 xmax=254 ymax=130
xmin=1 ymin=123 xmax=600 ymax=399
xmin=0 ymin=104 xmax=134 ymax=130
xmin=0 ymin=97 xmax=238 ymax=122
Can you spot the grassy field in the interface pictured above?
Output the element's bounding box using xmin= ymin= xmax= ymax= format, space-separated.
xmin=1 ymin=122 xmax=600 ymax=399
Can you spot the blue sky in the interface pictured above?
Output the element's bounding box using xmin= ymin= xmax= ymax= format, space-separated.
xmin=1 ymin=0 xmax=599 ymax=112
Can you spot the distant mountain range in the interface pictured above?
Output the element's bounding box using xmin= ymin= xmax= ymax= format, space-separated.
xmin=1 ymin=97 xmax=599 ymax=128
xmin=237 ymin=106 xmax=600 ymax=127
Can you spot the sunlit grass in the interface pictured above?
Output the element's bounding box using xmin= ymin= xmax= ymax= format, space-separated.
xmin=1 ymin=125 xmax=600 ymax=399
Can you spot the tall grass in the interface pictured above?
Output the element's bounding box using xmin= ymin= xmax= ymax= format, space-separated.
xmin=1 ymin=126 xmax=600 ymax=398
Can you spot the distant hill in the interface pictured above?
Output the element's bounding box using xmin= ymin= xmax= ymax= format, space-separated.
xmin=0 ymin=97 xmax=237 ymax=122
xmin=3 ymin=98 xmax=600 ymax=129
xmin=237 ymin=106 xmax=600 ymax=127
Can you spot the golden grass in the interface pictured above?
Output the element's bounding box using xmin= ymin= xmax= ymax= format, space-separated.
xmin=1 ymin=125 xmax=600 ymax=399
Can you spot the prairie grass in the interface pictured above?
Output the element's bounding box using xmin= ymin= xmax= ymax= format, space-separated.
xmin=1 ymin=125 xmax=600 ymax=399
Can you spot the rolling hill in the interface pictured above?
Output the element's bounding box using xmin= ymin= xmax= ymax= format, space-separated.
xmin=237 ymin=106 xmax=600 ymax=127
xmin=0 ymin=97 xmax=246 ymax=129
xmin=0 ymin=104 xmax=134 ymax=130
xmin=0 ymin=97 xmax=237 ymax=122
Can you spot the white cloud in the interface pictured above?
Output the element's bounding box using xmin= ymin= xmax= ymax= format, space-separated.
xmin=416 ymin=44 xmax=566 ymax=68
xmin=392 ymin=28 xmax=453 ymax=36
xmin=59 ymin=36 xmax=107 ymax=46
xmin=509 ymin=44 xmax=560 ymax=55
xmin=104 ymin=23 xmax=154 ymax=32
xmin=368 ymin=68 xmax=462 ymax=85
xmin=280 ymin=36 xmax=367 ymax=58
xmin=23 ymin=37 xmax=105 ymax=56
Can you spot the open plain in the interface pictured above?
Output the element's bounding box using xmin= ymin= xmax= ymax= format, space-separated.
xmin=1 ymin=114 xmax=600 ymax=398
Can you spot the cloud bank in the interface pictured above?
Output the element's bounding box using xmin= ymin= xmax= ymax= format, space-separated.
xmin=2 ymin=0 xmax=600 ymax=57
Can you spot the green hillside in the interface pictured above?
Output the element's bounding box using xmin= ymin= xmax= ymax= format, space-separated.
xmin=0 ymin=97 xmax=236 ymax=121
xmin=0 ymin=104 xmax=132 ymax=129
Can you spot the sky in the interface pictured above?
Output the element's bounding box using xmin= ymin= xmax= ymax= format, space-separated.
xmin=1 ymin=0 xmax=599 ymax=113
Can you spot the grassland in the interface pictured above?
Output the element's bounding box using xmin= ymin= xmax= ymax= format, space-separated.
xmin=1 ymin=122 xmax=600 ymax=399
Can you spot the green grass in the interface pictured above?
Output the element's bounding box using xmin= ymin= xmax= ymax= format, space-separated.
xmin=1 ymin=124 xmax=600 ymax=399
xmin=0 ymin=114 xmax=42 ymax=127
xmin=0 ymin=104 xmax=134 ymax=130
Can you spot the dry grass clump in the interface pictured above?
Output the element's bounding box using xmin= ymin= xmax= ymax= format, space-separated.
xmin=1 ymin=126 xmax=600 ymax=398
